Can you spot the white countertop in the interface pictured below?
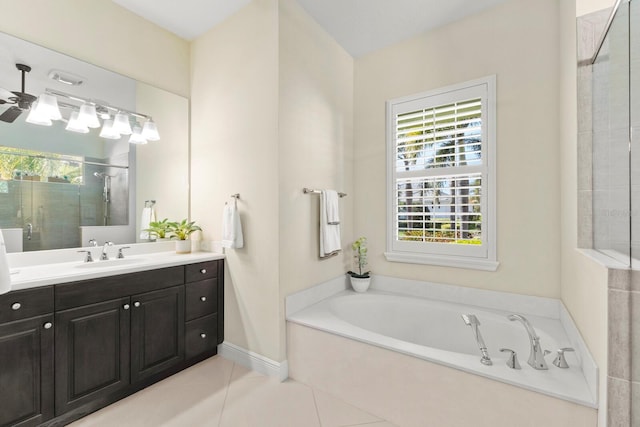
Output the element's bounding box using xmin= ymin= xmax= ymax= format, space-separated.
xmin=6 ymin=244 xmax=224 ymax=292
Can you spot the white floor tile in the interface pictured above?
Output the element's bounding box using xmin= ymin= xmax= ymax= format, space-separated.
xmin=312 ymin=388 xmax=381 ymax=427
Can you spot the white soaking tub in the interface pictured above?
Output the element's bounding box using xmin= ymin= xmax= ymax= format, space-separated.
xmin=286 ymin=276 xmax=597 ymax=409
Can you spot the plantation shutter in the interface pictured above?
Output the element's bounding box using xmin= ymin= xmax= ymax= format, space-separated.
xmin=388 ymin=82 xmax=489 ymax=259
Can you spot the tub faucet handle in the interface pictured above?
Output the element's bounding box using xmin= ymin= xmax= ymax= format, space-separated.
xmin=552 ymin=347 xmax=575 ymax=369
xmin=499 ymin=348 xmax=521 ymax=369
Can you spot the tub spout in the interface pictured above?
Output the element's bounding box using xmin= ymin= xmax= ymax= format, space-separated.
xmin=461 ymin=314 xmax=492 ymax=366
xmin=507 ymin=314 xmax=550 ymax=370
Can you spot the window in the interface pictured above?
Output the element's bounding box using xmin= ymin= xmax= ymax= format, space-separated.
xmin=385 ymin=76 xmax=497 ymax=271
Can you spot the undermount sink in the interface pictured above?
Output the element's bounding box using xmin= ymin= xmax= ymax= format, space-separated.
xmin=75 ymin=258 xmax=148 ymax=269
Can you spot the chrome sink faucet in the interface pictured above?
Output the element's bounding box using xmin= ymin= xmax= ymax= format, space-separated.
xmin=461 ymin=314 xmax=492 ymax=366
xmin=507 ymin=314 xmax=550 ymax=370
xmin=100 ymin=241 xmax=114 ymax=260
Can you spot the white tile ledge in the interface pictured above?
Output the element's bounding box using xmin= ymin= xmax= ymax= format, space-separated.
xmin=384 ymin=251 xmax=499 ymax=271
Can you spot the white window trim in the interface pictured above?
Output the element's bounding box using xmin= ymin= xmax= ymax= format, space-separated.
xmin=384 ymin=75 xmax=498 ymax=271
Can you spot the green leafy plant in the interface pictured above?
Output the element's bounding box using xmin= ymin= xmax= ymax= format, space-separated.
xmin=347 ymin=236 xmax=370 ymax=278
xmin=168 ymin=219 xmax=202 ymax=240
xmin=144 ymin=218 xmax=172 ymax=239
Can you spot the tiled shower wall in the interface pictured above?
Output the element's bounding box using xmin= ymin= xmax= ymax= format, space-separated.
xmin=579 ymin=6 xmax=639 ymax=426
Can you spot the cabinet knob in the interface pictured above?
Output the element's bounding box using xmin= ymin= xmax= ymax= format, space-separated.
xmin=200 ymin=333 xmax=207 ymax=339
xmin=200 ymin=296 xmax=207 ymax=302
xmin=134 ymin=301 xmax=141 ymax=308
xmin=11 ymin=302 xmax=21 ymax=310
xmin=43 ymin=322 xmax=53 ymax=329
xmin=200 ymin=269 xmax=207 ymax=274
xmin=123 ymin=304 xmax=130 ymax=310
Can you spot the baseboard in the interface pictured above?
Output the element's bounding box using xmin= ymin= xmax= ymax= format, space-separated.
xmin=218 ymin=341 xmax=289 ymax=382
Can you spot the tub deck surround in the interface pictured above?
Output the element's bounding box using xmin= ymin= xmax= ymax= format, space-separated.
xmin=6 ymin=241 xmax=224 ymax=291
xmin=286 ymin=275 xmax=598 ymax=409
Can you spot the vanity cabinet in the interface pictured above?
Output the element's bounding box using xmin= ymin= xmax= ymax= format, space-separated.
xmin=53 ymin=267 xmax=186 ymax=416
xmin=1 ymin=258 xmax=224 ymax=426
xmin=184 ymin=261 xmax=223 ymax=360
xmin=0 ymin=287 xmax=54 ymax=427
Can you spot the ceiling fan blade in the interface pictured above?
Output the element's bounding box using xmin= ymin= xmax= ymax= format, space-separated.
xmin=0 ymin=86 xmax=13 ymax=100
xmin=0 ymin=106 xmax=22 ymax=123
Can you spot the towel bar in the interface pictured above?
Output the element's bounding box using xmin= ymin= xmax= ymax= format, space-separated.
xmin=303 ymin=188 xmax=347 ymax=198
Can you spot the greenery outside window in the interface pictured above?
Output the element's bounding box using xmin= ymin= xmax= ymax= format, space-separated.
xmin=385 ymin=76 xmax=498 ymax=271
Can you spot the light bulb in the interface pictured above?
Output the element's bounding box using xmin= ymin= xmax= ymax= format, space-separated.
xmin=78 ymin=103 xmax=100 ymax=128
xmin=65 ymin=111 xmax=89 ymax=134
xmin=36 ymin=93 xmax=62 ymax=120
xmin=128 ymin=125 xmax=147 ymax=144
xmin=141 ymin=119 xmax=160 ymax=141
xmin=112 ymin=112 xmax=132 ymax=135
xmin=25 ymin=102 xmax=52 ymax=126
xmin=99 ymin=119 xmax=121 ymax=140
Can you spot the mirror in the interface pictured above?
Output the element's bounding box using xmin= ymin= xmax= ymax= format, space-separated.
xmin=0 ymin=31 xmax=189 ymax=252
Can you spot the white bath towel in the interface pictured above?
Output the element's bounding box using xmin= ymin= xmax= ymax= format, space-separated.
xmin=324 ymin=190 xmax=340 ymax=225
xmin=139 ymin=207 xmax=156 ymax=240
xmin=222 ymin=202 xmax=244 ymax=249
xmin=320 ymin=190 xmax=341 ymax=258
xmin=0 ymin=230 xmax=12 ymax=295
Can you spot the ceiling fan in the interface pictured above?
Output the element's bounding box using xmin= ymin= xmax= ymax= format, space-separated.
xmin=0 ymin=63 xmax=38 ymax=124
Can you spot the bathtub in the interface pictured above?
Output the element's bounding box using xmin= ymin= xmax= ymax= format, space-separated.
xmin=286 ymin=276 xmax=597 ymax=410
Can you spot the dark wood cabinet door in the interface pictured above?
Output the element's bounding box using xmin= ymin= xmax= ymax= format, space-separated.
xmin=130 ymin=285 xmax=185 ymax=383
xmin=55 ymin=298 xmax=130 ymax=416
xmin=0 ymin=314 xmax=54 ymax=427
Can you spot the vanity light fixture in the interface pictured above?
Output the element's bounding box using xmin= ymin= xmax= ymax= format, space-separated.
xmin=65 ymin=111 xmax=90 ymax=134
xmin=78 ymin=103 xmax=101 ymax=128
xmin=27 ymin=88 xmax=160 ymax=143
xmin=99 ymin=119 xmax=121 ymax=140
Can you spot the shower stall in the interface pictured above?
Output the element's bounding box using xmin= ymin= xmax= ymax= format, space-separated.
xmin=583 ymin=1 xmax=639 ymax=424
xmin=589 ymin=0 xmax=639 ymax=268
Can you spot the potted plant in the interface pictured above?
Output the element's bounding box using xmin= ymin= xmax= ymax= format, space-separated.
xmin=168 ymin=219 xmax=202 ymax=254
xmin=347 ymin=236 xmax=371 ymax=292
xmin=144 ymin=218 xmax=172 ymax=241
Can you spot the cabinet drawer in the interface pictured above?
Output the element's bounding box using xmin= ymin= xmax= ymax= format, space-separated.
xmin=185 ymin=279 xmax=217 ymax=321
xmin=0 ymin=286 xmax=54 ymax=323
xmin=185 ymin=314 xmax=217 ymax=359
xmin=185 ymin=261 xmax=217 ymax=283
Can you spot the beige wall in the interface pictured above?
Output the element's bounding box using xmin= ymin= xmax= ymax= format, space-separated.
xmin=354 ymin=0 xmax=561 ymax=298
xmin=190 ymin=0 xmax=282 ymax=361
xmin=0 ymin=0 xmax=190 ymax=97
xmin=277 ymin=0 xmax=354 ymax=360
xmin=191 ymin=0 xmax=354 ymax=362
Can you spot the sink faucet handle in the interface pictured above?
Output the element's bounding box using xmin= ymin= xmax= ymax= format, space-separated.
xmin=117 ymin=246 xmax=131 ymax=259
xmin=499 ymin=348 xmax=521 ymax=369
xmin=77 ymin=250 xmax=94 ymax=263
xmin=552 ymin=347 xmax=575 ymax=369
xmin=88 ymin=239 xmax=98 ymax=247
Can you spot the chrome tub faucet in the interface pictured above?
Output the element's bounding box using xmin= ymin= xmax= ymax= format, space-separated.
xmin=507 ymin=314 xmax=550 ymax=370
xmin=461 ymin=314 xmax=492 ymax=366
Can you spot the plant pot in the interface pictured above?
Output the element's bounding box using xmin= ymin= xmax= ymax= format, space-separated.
xmin=349 ymin=276 xmax=371 ymax=293
xmin=175 ymin=239 xmax=191 ymax=254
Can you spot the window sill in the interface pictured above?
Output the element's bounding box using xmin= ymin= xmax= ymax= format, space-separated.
xmin=384 ymin=251 xmax=499 ymax=271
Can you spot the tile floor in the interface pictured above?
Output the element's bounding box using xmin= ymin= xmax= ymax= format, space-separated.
xmin=69 ymin=355 xmax=397 ymax=427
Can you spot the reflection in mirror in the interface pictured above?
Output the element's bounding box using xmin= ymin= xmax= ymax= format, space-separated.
xmin=0 ymin=31 xmax=189 ymax=252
